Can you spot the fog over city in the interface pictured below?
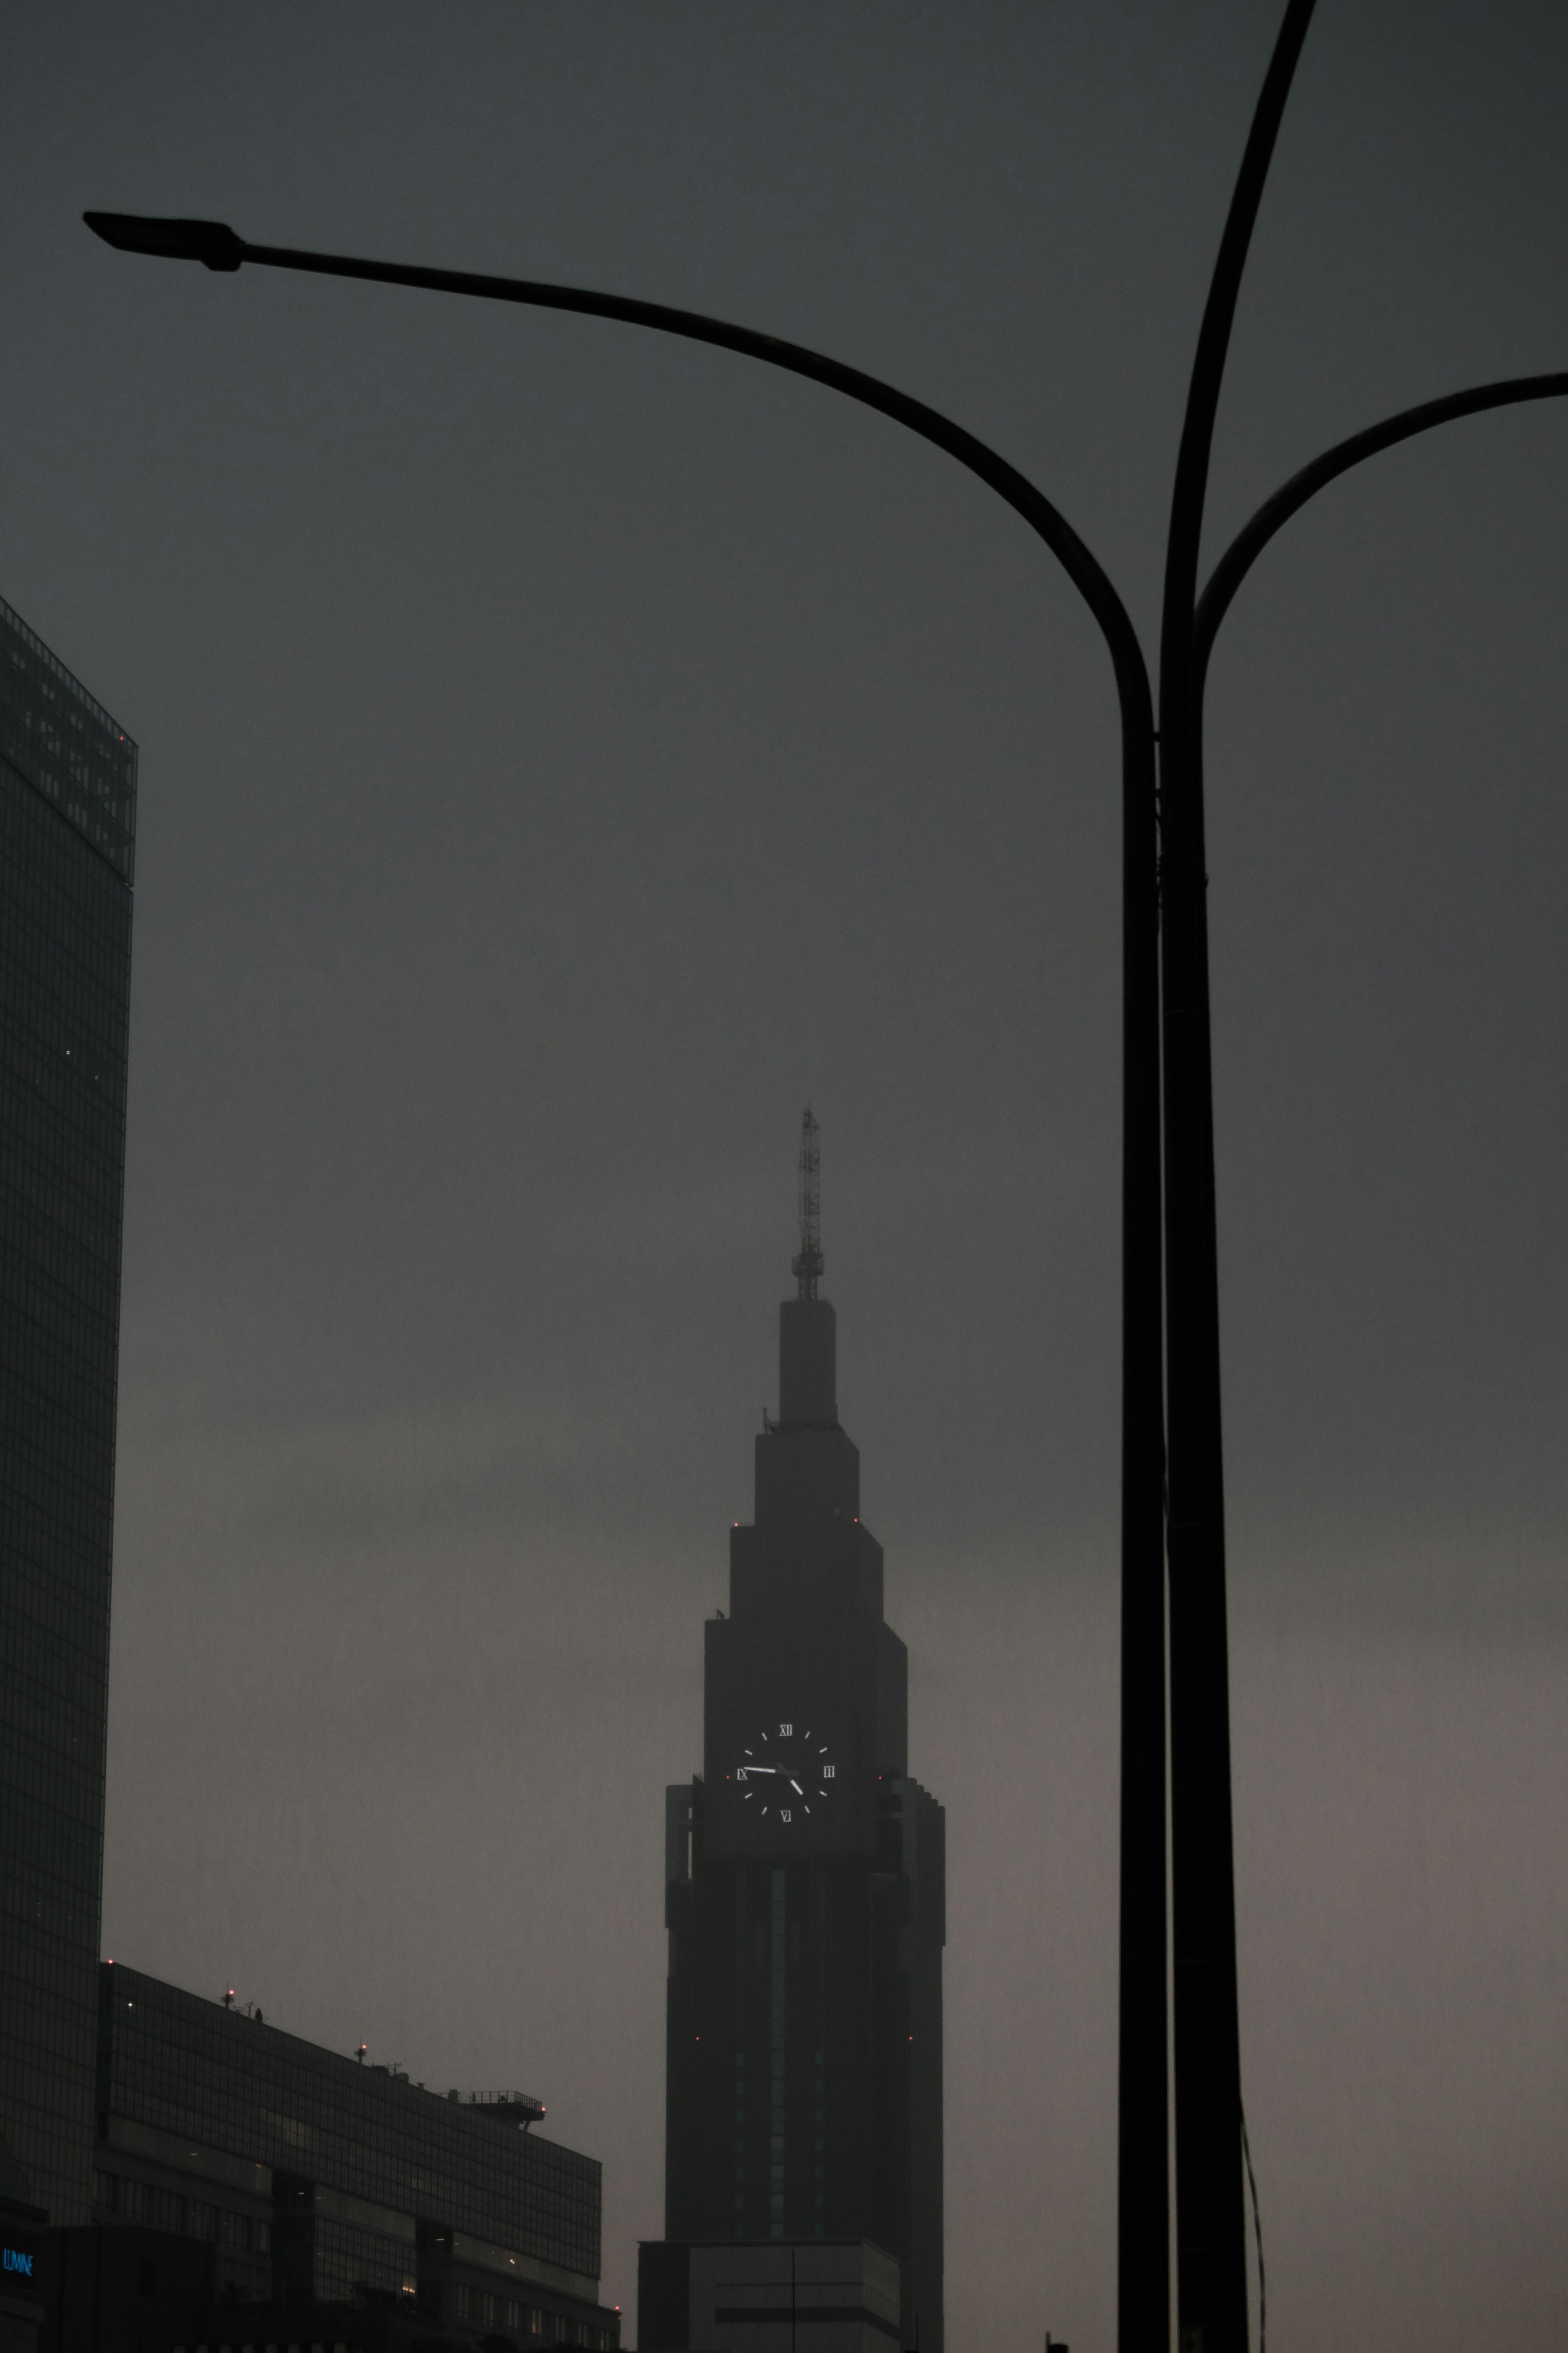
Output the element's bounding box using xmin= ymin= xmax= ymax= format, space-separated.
xmin=5 ymin=4 xmax=1568 ymax=2345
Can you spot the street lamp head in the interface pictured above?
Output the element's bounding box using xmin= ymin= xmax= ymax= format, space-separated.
xmin=83 ymin=212 xmax=244 ymax=272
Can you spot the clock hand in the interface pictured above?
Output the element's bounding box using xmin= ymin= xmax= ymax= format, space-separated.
xmin=742 ymin=1764 xmax=778 ymax=1775
xmin=789 ymin=1780 xmax=803 ymax=1794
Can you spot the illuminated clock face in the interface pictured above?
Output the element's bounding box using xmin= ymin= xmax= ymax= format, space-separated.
xmin=732 ymin=1721 xmax=837 ymax=1826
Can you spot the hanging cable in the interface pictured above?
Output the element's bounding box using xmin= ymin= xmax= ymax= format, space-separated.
xmin=1241 ymin=2100 xmax=1265 ymax=2353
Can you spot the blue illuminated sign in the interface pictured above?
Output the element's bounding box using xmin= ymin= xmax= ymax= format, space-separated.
xmin=2 ymin=2247 xmax=34 ymax=2277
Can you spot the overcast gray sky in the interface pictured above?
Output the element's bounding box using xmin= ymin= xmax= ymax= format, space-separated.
xmin=5 ymin=3 xmax=1568 ymax=2345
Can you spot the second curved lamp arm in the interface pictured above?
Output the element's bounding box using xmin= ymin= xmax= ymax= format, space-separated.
xmin=1195 ymin=371 xmax=1568 ymax=690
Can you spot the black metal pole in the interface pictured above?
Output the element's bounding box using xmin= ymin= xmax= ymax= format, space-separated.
xmin=1117 ymin=619 xmax=1167 ymax=2353
xmin=1157 ymin=4 xmax=1319 ymax=2347
xmin=83 ymin=206 xmax=1171 ymax=2348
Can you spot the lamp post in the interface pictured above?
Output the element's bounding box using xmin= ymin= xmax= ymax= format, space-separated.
xmin=1152 ymin=4 xmax=1567 ymax=2333
xmin=82 ymin=2 xmax=1568 ymax=2341
xmin=1159 ymin=349 xmax=1568 ymax=2346
xmin=1154 ymin=11 xmax=1323 ymax=2338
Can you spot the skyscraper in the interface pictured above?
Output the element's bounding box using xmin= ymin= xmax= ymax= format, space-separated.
xmin=0 ymin=594 xmax=136 ymax=2226
xmin=661 ymin=1116 xmax=944 ymax=2353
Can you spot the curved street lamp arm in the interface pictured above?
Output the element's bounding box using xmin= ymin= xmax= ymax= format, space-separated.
xmin=1194 ymin=372 xmax=1568 ymax=689
xmin=81 ymin=211 xmax=1149 ymax=721
xmin=1159 ymin=0 xmax=1319 ymax=706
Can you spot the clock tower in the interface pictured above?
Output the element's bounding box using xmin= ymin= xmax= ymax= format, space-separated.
xmin=661 ymin=1115 xmax=945 ymax=2353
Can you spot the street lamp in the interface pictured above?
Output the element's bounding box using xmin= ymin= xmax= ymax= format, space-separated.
xmin=82 ymin=1 xmax=1568 ymax=2342
xmin=82 ymin=188 xmax=1175 ymax=2352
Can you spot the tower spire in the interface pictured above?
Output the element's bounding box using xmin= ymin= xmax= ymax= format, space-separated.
xmin=791 ymin=1107 xmax=823 ymax=1300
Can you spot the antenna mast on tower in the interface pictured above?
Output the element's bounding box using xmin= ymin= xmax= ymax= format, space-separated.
xmin=792 ymin=1108 xmax=823 ymax=1300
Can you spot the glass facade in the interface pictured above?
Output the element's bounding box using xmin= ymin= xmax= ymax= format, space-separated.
xmin=98 ymin=1964 xmax=608 ymax=2322
xmin=0 ymin=593 xmax=136 ymax=2228
xmin=0 ymin=603 xmax=136 ymax=885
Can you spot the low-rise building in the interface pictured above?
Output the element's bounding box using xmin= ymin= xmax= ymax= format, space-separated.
xmin=86 ymin=1963 xmax=620 ymax=2346
xmin=638 ymin=2239 xmax=900 ymax=2353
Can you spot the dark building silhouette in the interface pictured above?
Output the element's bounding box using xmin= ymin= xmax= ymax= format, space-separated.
xmin=659 ymin=1118 xmax=944 ymax=2353
xmin=638 ymin=2238 xmax=900 ymax=2353
xmin=39 ymin=2221 xmax=214 ymax=2353
xmin=0 ymin=595 xmax=136 ymax=2230
xmin=0 ymin=2127 xmax=48 ymax=2352
xmin=84 ymin=1963 xmax=620 ymax=2344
